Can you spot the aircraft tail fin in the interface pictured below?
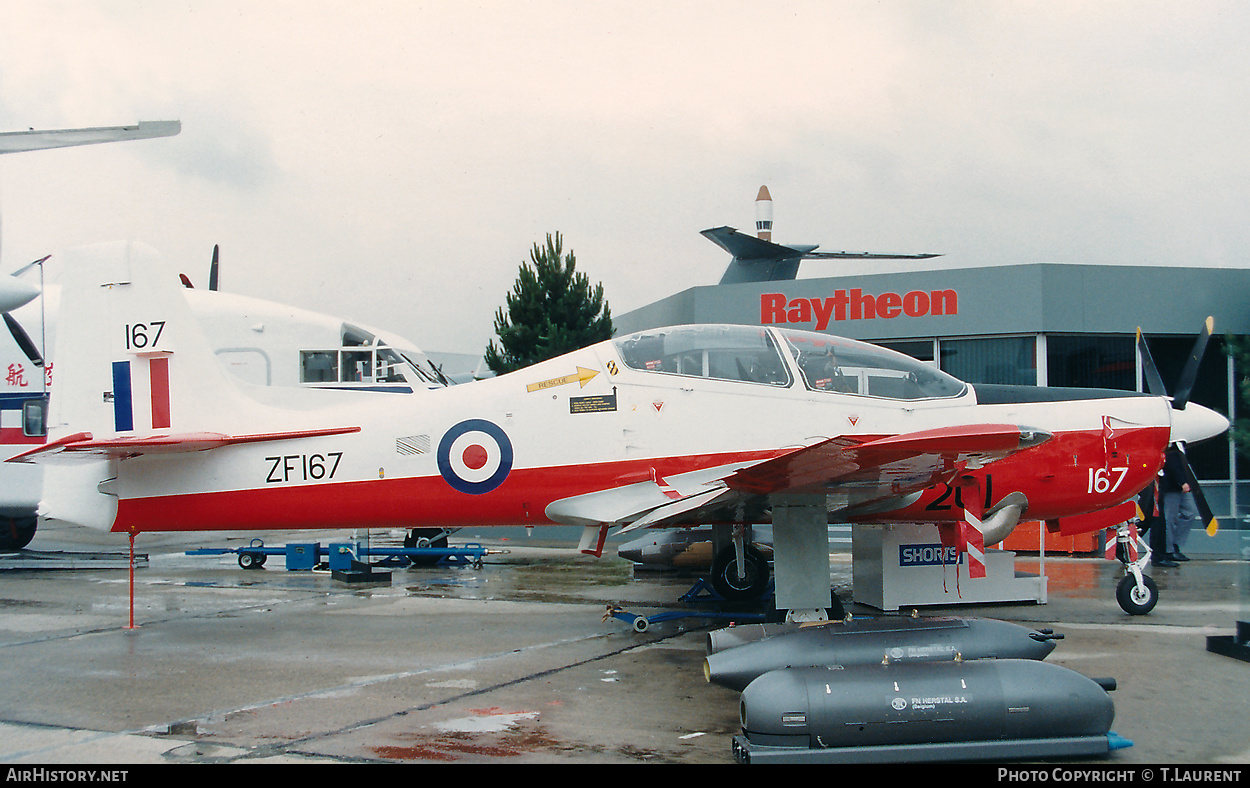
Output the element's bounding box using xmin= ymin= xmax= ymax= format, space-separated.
xmin=30 ymin=241 xmax=267 ymax=529
xmin=47 ymin=241 xmax=261 ymax=443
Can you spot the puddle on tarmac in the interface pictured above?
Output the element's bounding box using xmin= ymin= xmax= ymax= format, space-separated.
xmin=402 ymin=557 xmax=634 ymax=603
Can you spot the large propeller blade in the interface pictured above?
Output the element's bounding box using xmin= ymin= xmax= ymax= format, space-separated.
xmin=3 ymin=313 xmax=42 ymax=367
xmin=1138 ymin=317 xmax=1223 ymax=536
xmin=1171 ymin=316 xmax=1214 ymax=411
xmin=1 ymin=255 xmax=48 ymax=368
xmin=1136 ymin=328 xmax=1167 ymax=398
xmin=1175 ymin=443 xmax=1219 ymax=537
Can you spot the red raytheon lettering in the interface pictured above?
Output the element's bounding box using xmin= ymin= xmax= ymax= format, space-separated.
xmin=761 ymin=289 xmax=957 ymax=329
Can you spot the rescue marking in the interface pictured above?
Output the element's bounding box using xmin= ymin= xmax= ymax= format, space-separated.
xmin=525 ymin=367 xmax=599 ymax=393
xmin=437 ymin=419 xmax=513 ymax=494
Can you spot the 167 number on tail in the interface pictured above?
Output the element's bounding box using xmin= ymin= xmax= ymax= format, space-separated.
xmin=124 ymin=321 xmax=165 ymax=350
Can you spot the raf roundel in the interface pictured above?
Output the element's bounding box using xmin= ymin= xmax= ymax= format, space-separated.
xmin=436 ymin=419 xmax=514 ymax=495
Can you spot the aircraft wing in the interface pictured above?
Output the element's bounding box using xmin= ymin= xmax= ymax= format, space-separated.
xmin=726 ymin=424 xmax=1049 ymax=497
xmin=701 ymin=226 xmax=941 ymax=261
xmin=547 ymin=424 xmax=1050 ymax=532
xmin=6 ymin=426 xmax=360 ymax=463
xmin=0 ymin=121 xmax=180 ymax=154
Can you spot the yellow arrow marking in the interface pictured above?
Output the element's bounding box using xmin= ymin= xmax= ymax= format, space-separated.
xmin=526 ymin=366 xmax=600 ymax=393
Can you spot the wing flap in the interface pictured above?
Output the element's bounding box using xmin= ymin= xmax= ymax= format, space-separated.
xmin=545 ymin=461 xmax=756 ymax=527
xmin=615 ymin=487 xmax=736 ymax=535
xmin=7 ymin=426 xmax=361 ymax=464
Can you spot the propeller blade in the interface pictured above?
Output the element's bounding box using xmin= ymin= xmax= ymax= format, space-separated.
xmin=10 ymin=254 xmax=50 ymax=278
xmin=209 ymin=244 xmax=219 ymax=292
xmin=3 ymin=313 xmax=42 ymax=367
xmin=1171 ymin=316 xmax=1214 ymax=411
xmin=1176 ymin=443 xmax=1219 ymax=536
xmin=1136 ymin=328 xmax=1167 ymax=398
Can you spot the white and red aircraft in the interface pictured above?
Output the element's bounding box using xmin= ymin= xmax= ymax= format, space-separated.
xmin=0 ymin=122 xmax=453 ymax=549
xmin=10 ymin=242 xmax=1230 ymax=620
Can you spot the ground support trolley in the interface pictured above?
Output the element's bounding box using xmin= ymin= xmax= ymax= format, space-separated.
xmin=604 ymin=577 xmax=775 ymax=633
xmin=187 ymin=539 xmax=490 ymax=571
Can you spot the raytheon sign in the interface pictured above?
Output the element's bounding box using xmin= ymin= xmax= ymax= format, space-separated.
xmin=760 ymin=288 xmax=959 ymax=331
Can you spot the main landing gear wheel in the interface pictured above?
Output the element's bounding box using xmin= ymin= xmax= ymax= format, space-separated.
xmin=0 ymin=516 xmax=36 ymax=551
xmin=1116 ymin=574 xmax=1159 ymax=615
xmin=710 ymin=544 xmax=769 ymax=602
xmin=404 ymin=528 xmax=449 ymax=567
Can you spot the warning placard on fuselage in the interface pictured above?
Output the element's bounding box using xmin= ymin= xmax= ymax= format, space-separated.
xmin=570 ymin=391 xmax=617 ymax=414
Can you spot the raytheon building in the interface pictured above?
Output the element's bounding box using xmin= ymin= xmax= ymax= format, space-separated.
xmin=614 ymin=188 xmax=1250 ymax=555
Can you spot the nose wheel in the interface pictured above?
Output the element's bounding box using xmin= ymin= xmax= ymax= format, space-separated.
xmin=1116 ymin=574 xmax=1159 ymax=615
xmin=1112 ymin=522 xmax=1159 ymax=615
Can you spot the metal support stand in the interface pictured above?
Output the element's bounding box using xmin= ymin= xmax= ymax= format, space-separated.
xmin=127 ymin=531 xmax=137 ymax=630
xmin=772 ymin=494 xmax=832 ymax=619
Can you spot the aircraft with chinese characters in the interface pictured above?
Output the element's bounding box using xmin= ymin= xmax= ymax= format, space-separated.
xmin=0 ymin=123 xmax=450 ymax=549
xmin=0 ymin=258 xmax=450 ymax=550
xmin=11 ymin=242 xmax=1230 ymax=621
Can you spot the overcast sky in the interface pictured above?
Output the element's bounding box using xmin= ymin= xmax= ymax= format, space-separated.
xmin=1 ymin=1 xmax=1247 ymax=356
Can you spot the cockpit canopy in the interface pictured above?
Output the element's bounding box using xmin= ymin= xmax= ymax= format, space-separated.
xmin=613 ymin=325 xmax=967 ymax=401
xmin=299 ymin=323 xmax=447 ymax=390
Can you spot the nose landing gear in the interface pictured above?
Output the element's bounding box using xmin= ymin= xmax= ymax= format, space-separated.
xmin=1111 ymin=522 xmax=1159 ymax=615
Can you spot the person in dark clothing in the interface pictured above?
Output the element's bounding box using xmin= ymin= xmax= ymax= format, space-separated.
xmin=1138 ymin=480 xmax=1175 ymax=567
xmin=1159 ymin=447 xmax=1199 ymax=563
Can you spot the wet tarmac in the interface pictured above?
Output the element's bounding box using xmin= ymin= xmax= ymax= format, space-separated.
xmin=0 ymin=522 xmax=1247 ymax=766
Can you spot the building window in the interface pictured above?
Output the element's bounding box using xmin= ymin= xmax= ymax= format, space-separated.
xmin=939 ymin=336 xmax=1036 ymax=386
xmin=1047 ymin=335 xmax=1136 ymax=390
xmin=875 ymin=339 xmax=936 ymax=364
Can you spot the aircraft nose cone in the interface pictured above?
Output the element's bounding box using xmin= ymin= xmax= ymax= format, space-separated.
xmin=1171 ymin=401 xmax=1230 ymax=445
xmin=0 ymin=276 xmax=40 ymax=313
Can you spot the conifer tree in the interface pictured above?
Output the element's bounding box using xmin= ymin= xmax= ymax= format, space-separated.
xmin=484 ymin=233 xmax=613 ymax=374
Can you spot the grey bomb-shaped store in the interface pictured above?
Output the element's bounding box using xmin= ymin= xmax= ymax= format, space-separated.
xmin=614 ymin=262 xmax=1250 ymax=552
